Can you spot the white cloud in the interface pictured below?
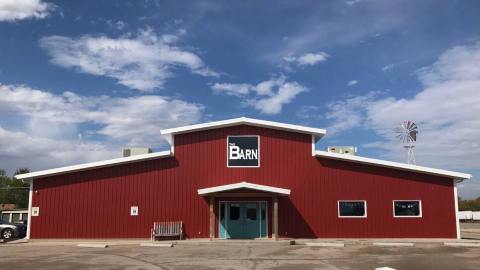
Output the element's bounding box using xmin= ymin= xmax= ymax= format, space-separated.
xmin=325 ymin=42 xmax=480 ymax=171
xmin=247 ymin=81 xmax=306 ymax=115
xmin=211 ymin=76 xmax=307 ymax=114
xmin=39 ymin=29 xmax=218 ymax=91
xmin=0 ymin=0 xmax=53 ymax=22
xmin=0 ymin=83 xmax=204 ymax=172
xmin=0 ymin=127 xmax=117 ymax=173
xmin=211 ymin=83 xmax=251 ymax=97
xmin=295 ymin=105 xmax=323 ymax=125
xmin=283 ymin=52 xmax=329 ymax=68
xmin=347 ymin=80 xmax=358 ymax=86
xmin=325 ymin=91 xmax=380 ymax=135
xmin=346 ymin=0 xmax=361 ymax=7
xmin=381 ymin=63 xmax=395 ymax=72
xmin=106 ymin=20 xmax=127 ymax=31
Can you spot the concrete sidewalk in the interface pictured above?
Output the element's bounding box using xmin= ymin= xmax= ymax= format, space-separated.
xmin=2 ymin=239 xmax=480 ymax=270
xmin=7 ymin=237 xmax=480 ymax=248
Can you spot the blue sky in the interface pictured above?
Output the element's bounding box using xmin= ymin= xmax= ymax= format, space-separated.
xmin=1 ymin=0 xmax=480 ymax=198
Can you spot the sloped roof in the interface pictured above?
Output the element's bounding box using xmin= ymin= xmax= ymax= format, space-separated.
xmin=160 ymin=117 xmax=326 ymax=144
xmin=15 ymin=151 xmax=173 ymax=180
xmin=315 ymin=151 xmax=471 ymax=180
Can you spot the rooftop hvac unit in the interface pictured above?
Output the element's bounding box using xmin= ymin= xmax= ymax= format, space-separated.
xmin=327 ymin=146 xmax=357 ymax=156
xmin=123 ymin=148 xmax=152 ymax=157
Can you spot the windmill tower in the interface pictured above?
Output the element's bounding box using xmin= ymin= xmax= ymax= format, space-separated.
xmin=395 ymin=121 xmax=418 ymax=165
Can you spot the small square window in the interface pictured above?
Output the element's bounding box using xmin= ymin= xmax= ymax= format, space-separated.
xmin=246 ymin=207 xmax=257 ymax=221
xmin=338 ymin=201 xmax=367 ymax=218
xmin=229 ymin=204 xmax=240 ymax=220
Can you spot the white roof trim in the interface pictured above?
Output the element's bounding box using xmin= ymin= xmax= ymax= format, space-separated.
xmin=160 ymin=117 xmax=326 ymax=144
xmin=315 ymin=151 xmax=472 ymax=180
xmin=15 ymin=151 xmax=173 ymax=180
xmin=197 ymin=181 xmax=291 ymax=195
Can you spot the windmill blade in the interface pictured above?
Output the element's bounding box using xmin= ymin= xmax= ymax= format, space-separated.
xmin=409 ymin=129 xmax=418 ymax=141
xmin=406 ymin=121 xmax=416 ymax=131
xmin=408 ymin=123 xmax=418 ymax=132
xmin=395 ymin=121 xmax=419 ymax=143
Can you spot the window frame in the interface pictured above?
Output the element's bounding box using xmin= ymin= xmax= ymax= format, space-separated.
xmin=392 ymin=200 xmax=422 ymax=218
xmin=337 ymin=200 xmax=367 ymax=218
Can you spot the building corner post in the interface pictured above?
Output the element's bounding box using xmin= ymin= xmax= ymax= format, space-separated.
xmin=273 ymin=196 xmax=278 ymax=241
xmin=453 ymin=180 xmax=461 ymax=239
xmin=209 ymin=196 xmax=214 ymax=241
xmin=26 ymin=179 xmax=33 ymax=240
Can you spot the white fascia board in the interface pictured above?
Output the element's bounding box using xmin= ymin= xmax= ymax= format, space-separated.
xmin=160 ymin=117 xmax=326 ymax=142
xmin=315 ymin=151 xmax=472 ymax=180
xmin=15 ymin=151 xmax=173 ymax=180
xmin=198 ymin=181 xmax=291 ymax=195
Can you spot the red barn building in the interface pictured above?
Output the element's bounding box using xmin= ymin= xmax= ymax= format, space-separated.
xmin=15 ymin=117 xmax=471 ymax=240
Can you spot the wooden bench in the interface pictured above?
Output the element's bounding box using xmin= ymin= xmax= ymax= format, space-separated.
xmin=151 ymin=221 xmax=183 ymax=241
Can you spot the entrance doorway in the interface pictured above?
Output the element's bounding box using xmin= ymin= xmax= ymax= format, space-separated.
xmin=219 ymin=201 xmax=268 ymax=239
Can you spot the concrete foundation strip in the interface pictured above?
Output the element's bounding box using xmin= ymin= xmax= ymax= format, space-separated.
xmin=305 ymin=242 xmax=345 ymax=247
xmin=444 ymin=242 xmax=480 ymax=247
xmin=140 ymin=242 xmax=174 ymax=247
xmin=372 ymin=242 xmax=414 ymax=247
xmin=77 ymin=243 xmax=109 ymax=248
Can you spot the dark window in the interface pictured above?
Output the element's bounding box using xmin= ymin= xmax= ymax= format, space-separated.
xmin=394 ymin=201 xmax=421 ymax=217
xmin=12 ymin=213 xmax=20 ymax=221
xmin=220 ymin=203 xmax=225 ymax=221
xmin=1 ymin=213 xmax=8 ymax=222
xmin=261 ymin=208 xmax=266 ymax=220
xmin=230 ymin=204 xmax=240 ymax=220
xmin=339 ymin=201 xmax=366 ymax=217
xmin=246 ymin=207 xmax=257 ymax=220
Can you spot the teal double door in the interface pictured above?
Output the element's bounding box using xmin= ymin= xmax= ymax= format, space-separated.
xmin=219 ymin=201 xmax=268 ymax=239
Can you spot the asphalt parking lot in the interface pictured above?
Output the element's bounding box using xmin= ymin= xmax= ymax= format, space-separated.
xmin=1 ymin=241 xmax=480 ymax=270
xmin=1 ymin=223 xmax=480 ymax=270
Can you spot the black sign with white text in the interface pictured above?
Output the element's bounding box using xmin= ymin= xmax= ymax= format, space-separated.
xmin=227 ymin=136 xmax=259 ymax=167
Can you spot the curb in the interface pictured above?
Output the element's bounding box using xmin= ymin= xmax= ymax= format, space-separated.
xmin=306 ymin=242 xmax=345 ymax=247
xmin=140 ymin=242 xmax=174 ymax=247
xmin=77 ymin=243 xmax=109 ymax=248
xmin=444 ymin=242 xmax=480 ymax=247
xmin=372 ymin=242 xmax=414 ymax=247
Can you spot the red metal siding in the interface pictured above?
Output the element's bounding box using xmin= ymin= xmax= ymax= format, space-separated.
xmin=31 ymin=125 xmax=457 ymax=239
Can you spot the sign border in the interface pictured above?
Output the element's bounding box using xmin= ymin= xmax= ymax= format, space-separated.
xmin=226 ymin=135 xmax=260 ymax=168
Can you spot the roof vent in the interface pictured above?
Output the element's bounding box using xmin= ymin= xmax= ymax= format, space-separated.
xmin=327 ymin=146 xmax=357 ymax=156
xmin=123 ymin=148 xmax=152 ymax=157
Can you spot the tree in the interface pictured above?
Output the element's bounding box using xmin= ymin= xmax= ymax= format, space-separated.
xmin=458 ymin=197 xmax=480 ymax=211
xmin=0 ymin=168 xmax=30 ymax=209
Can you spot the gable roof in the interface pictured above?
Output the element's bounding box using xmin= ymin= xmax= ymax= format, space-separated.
xmin=160 ymin=117 xmax=326 ymax=144
xmin=315 ymin=151 xmax=471 ymax=181
xmin=197 ymin=181 xmax=291 ymax=195
xmin=15 ymin=151 xmax=173 ymax=180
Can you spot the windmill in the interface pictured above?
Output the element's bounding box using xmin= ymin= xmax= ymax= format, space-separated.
xmin=395 ymin=121 xmax=418 ymax=165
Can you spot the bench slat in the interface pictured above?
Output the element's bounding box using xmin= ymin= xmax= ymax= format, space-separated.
xmin=151 ymin=221 xmax=183 ymax=241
